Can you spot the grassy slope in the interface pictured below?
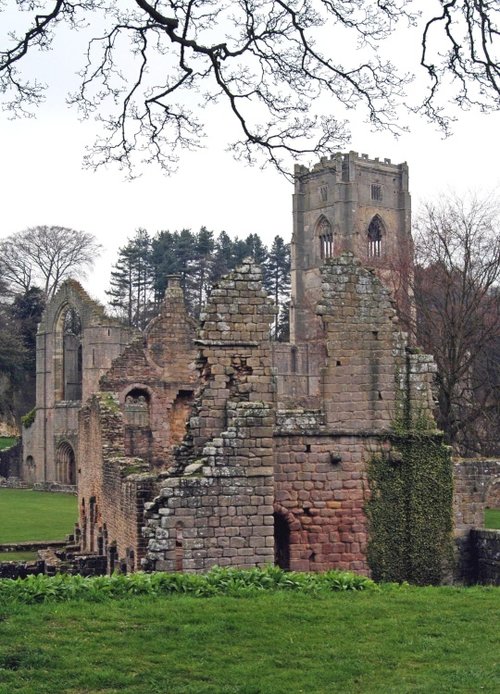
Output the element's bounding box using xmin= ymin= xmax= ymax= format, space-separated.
xmin=485 ymin=508 xmax=500 ymax=529
xmin=0 ymin=489 xmax=77 ymax=543
xmin=0 ymin=437 xmax=17 ymax=450
xmin=0 ymin=588 xmax=498 ymax=693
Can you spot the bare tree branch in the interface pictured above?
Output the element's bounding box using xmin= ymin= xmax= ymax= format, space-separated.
xmin=0 ymin=2 xmax=498 ymax=175
xmin=414 ymin=192 xmax=500 ymax=455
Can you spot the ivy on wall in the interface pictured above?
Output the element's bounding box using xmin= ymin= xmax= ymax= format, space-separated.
xmin=366 ymin=434 xmax=453 ymax=586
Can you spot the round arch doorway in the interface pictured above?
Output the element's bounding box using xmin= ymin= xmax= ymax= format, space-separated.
xmin=56 ymin=441 xmax=76 ymax=485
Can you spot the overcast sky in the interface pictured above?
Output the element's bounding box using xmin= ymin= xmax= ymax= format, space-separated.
xmin=0 ymin=5 xmax=499 ymax=305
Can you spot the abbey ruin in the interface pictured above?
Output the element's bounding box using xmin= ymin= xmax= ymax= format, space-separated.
xmin=20 ymin=152 xmax=500 ymax=582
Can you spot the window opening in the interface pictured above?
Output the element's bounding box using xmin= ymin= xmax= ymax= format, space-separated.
xmin=367 ymin=215 xmax=384 ymax=258
xmin=318 ymin=217 xmax=334 ymax=259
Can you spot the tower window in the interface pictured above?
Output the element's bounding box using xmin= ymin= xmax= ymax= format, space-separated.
xmin=317 ymin=217 xmax=334 ymax=259
xmin=371 ymin=184 xmax=382 ymax=201
xmin=367 ymin=215 xmax=384 ymax=257
xmin=320 ymin=185 xmax=328 ymax=202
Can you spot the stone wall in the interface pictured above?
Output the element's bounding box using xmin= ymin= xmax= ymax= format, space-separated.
xmin=100 ymin=276 xmax=198 ymax=469
xmin=471 ymin=529 xmax=500 ymax=585
xmin=22 ymin=280 xmax=134 ymax=485
xmin=78 ymin=393 xmax=158 ymax=571
xmin=316 ymin=254 xmax=435 ymax=432
xmin=453 ymin=459 xmax=500 ymax=582
xmin=144 ymin=261 xmax=277 ymax=571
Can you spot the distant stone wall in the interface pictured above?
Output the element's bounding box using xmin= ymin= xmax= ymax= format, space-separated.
xmin=100 ymin=277 xmax=198 ymax=469
xmin=453 ymin=459 xmax=500 ymax=582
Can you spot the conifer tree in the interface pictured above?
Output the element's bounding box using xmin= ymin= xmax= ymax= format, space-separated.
xmin=264 ymin=236 xmax=291 ymax=339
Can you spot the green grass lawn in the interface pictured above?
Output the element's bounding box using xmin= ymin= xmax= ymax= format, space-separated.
xmin=0 ymin=551 xmax=37 ymax=562
xmin=0 ymin=587 xmax=498 ymax=693
xmin=0 ymin=437 xmax=17 ymax=451
xmin=0 ymin=489 xmax=77 ymax=544
xmin=485 ymin=508 xmax=500 ymax=529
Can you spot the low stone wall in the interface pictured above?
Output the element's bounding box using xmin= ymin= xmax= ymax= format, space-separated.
xmin=0 ymin=475 xmax=29 ymax=488
xmin=471 ymin=529 xmax=500 ymax=585
xmin=32 ymin=481 xmax=77 ymax=494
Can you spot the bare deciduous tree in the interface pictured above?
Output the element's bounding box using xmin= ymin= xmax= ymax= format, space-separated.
xmin=0 ymin=225 xmax=102 ymax=299
xmin=0 ymin=2 xmax=498 ymax=176
xmin=414 ymin=193 xmax=500 ymax=455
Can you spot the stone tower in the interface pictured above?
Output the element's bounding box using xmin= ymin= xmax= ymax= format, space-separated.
xmin=290 ymin=151 xmax=412 ymax=343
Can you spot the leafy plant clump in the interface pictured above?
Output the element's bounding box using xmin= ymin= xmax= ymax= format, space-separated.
xmin=21 ymin=408 xmax=36 ymax=429
xmin=0 ymin=566 xmax=376 ymax=605
xmin=366 ymin=434 xmax=454 ymax=586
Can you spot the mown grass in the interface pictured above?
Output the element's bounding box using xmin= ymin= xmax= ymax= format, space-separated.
xmin=0 ymin=489 xmax=76 ymax=543
xmin=0 ymin=436 xmax=17 ymax=450
xmin=0 ymin=585 xmax=498 ymax=694
xmin=0 ymin=551 xmax=37 ymax=562
xmin=485 ymin=508 xmax=500 ymax=529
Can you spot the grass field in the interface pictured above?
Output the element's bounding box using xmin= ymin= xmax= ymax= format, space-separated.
xmin=0 ymin=437 xmax=17 ymax=450
xmin=485 ymin=508 xmax=500 ymax=529
xmin=0 ymin=587 xmax=498 ymax=693
xmin=0 ymin=551 xmax=37 ymax=562
xmin=0 ymin=489 xmax=77 ymax=544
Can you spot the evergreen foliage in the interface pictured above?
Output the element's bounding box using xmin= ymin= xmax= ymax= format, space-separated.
xmin=108 ymin=228 xmax=291 ymax=336
xmin=366 ymin=434 xmax=454 ymax=586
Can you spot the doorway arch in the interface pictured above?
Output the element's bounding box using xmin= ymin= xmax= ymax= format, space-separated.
xmin=56 ymin=441 xmax=76 ymax=485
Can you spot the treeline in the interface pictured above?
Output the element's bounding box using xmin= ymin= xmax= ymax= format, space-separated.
xmin=107 ymin=228 xmax=291 ymax=338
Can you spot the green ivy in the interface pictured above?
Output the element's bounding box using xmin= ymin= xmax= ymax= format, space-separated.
xmin=21 ymin=408 xmax=36 ymax=429
xmin=366 ymin=433 xmax=453 ymax=586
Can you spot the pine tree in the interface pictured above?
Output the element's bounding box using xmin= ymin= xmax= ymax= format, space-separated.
xmin=264 ymin=236 xmax=291 ymax=339
xmin=107 ymin=229 xmax=154 ymax=328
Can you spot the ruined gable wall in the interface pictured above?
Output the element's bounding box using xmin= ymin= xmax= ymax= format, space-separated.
xmin=317 ymin=253 xmax=435 ymax=430
xmin=22 ymin=280 xmax=133 ymax=485
xmin=272 ymin=253 xmax=438 ymax=575
xmin=99 ymin=278 xmax=198 ymax=469
xmin=144 ymin=260 xmax=277 ymax=572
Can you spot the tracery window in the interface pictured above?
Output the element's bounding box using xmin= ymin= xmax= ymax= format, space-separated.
xmin=318 ymin=217 xmax=334 ymax=259
xmin=367 ymin=215 xmax=384 ymax=257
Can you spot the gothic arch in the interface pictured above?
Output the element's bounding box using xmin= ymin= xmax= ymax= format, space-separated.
xmin=55 ymin=440 xmax=76 ymax=485
xmin=53 ymin=302 xmax=83 ymax=402
xmin=367 ymin=214 xmax=386 ymax=258
xmin=315 ymin=215 xmax=334 ymax=260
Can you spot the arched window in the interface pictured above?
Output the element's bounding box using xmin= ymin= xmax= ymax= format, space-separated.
xmin=367 ymin=215 xmax=385 ymax=258
xmin=62 ymin=306 xmax=83 ymax=400
xmin=317 ymin=217 xmax=334 ymax=260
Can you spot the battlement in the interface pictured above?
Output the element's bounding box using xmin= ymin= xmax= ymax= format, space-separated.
xmin=294 ymin=151 xmax=407 ymax=180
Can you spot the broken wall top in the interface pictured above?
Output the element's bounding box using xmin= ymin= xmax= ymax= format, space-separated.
xmin=38 ymin=279 xmax=129 ymax=334
xmin=317 ymin=252 xmax=436 ymax=432
xmin=198 ymin=259 xmax=276 ymax=344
